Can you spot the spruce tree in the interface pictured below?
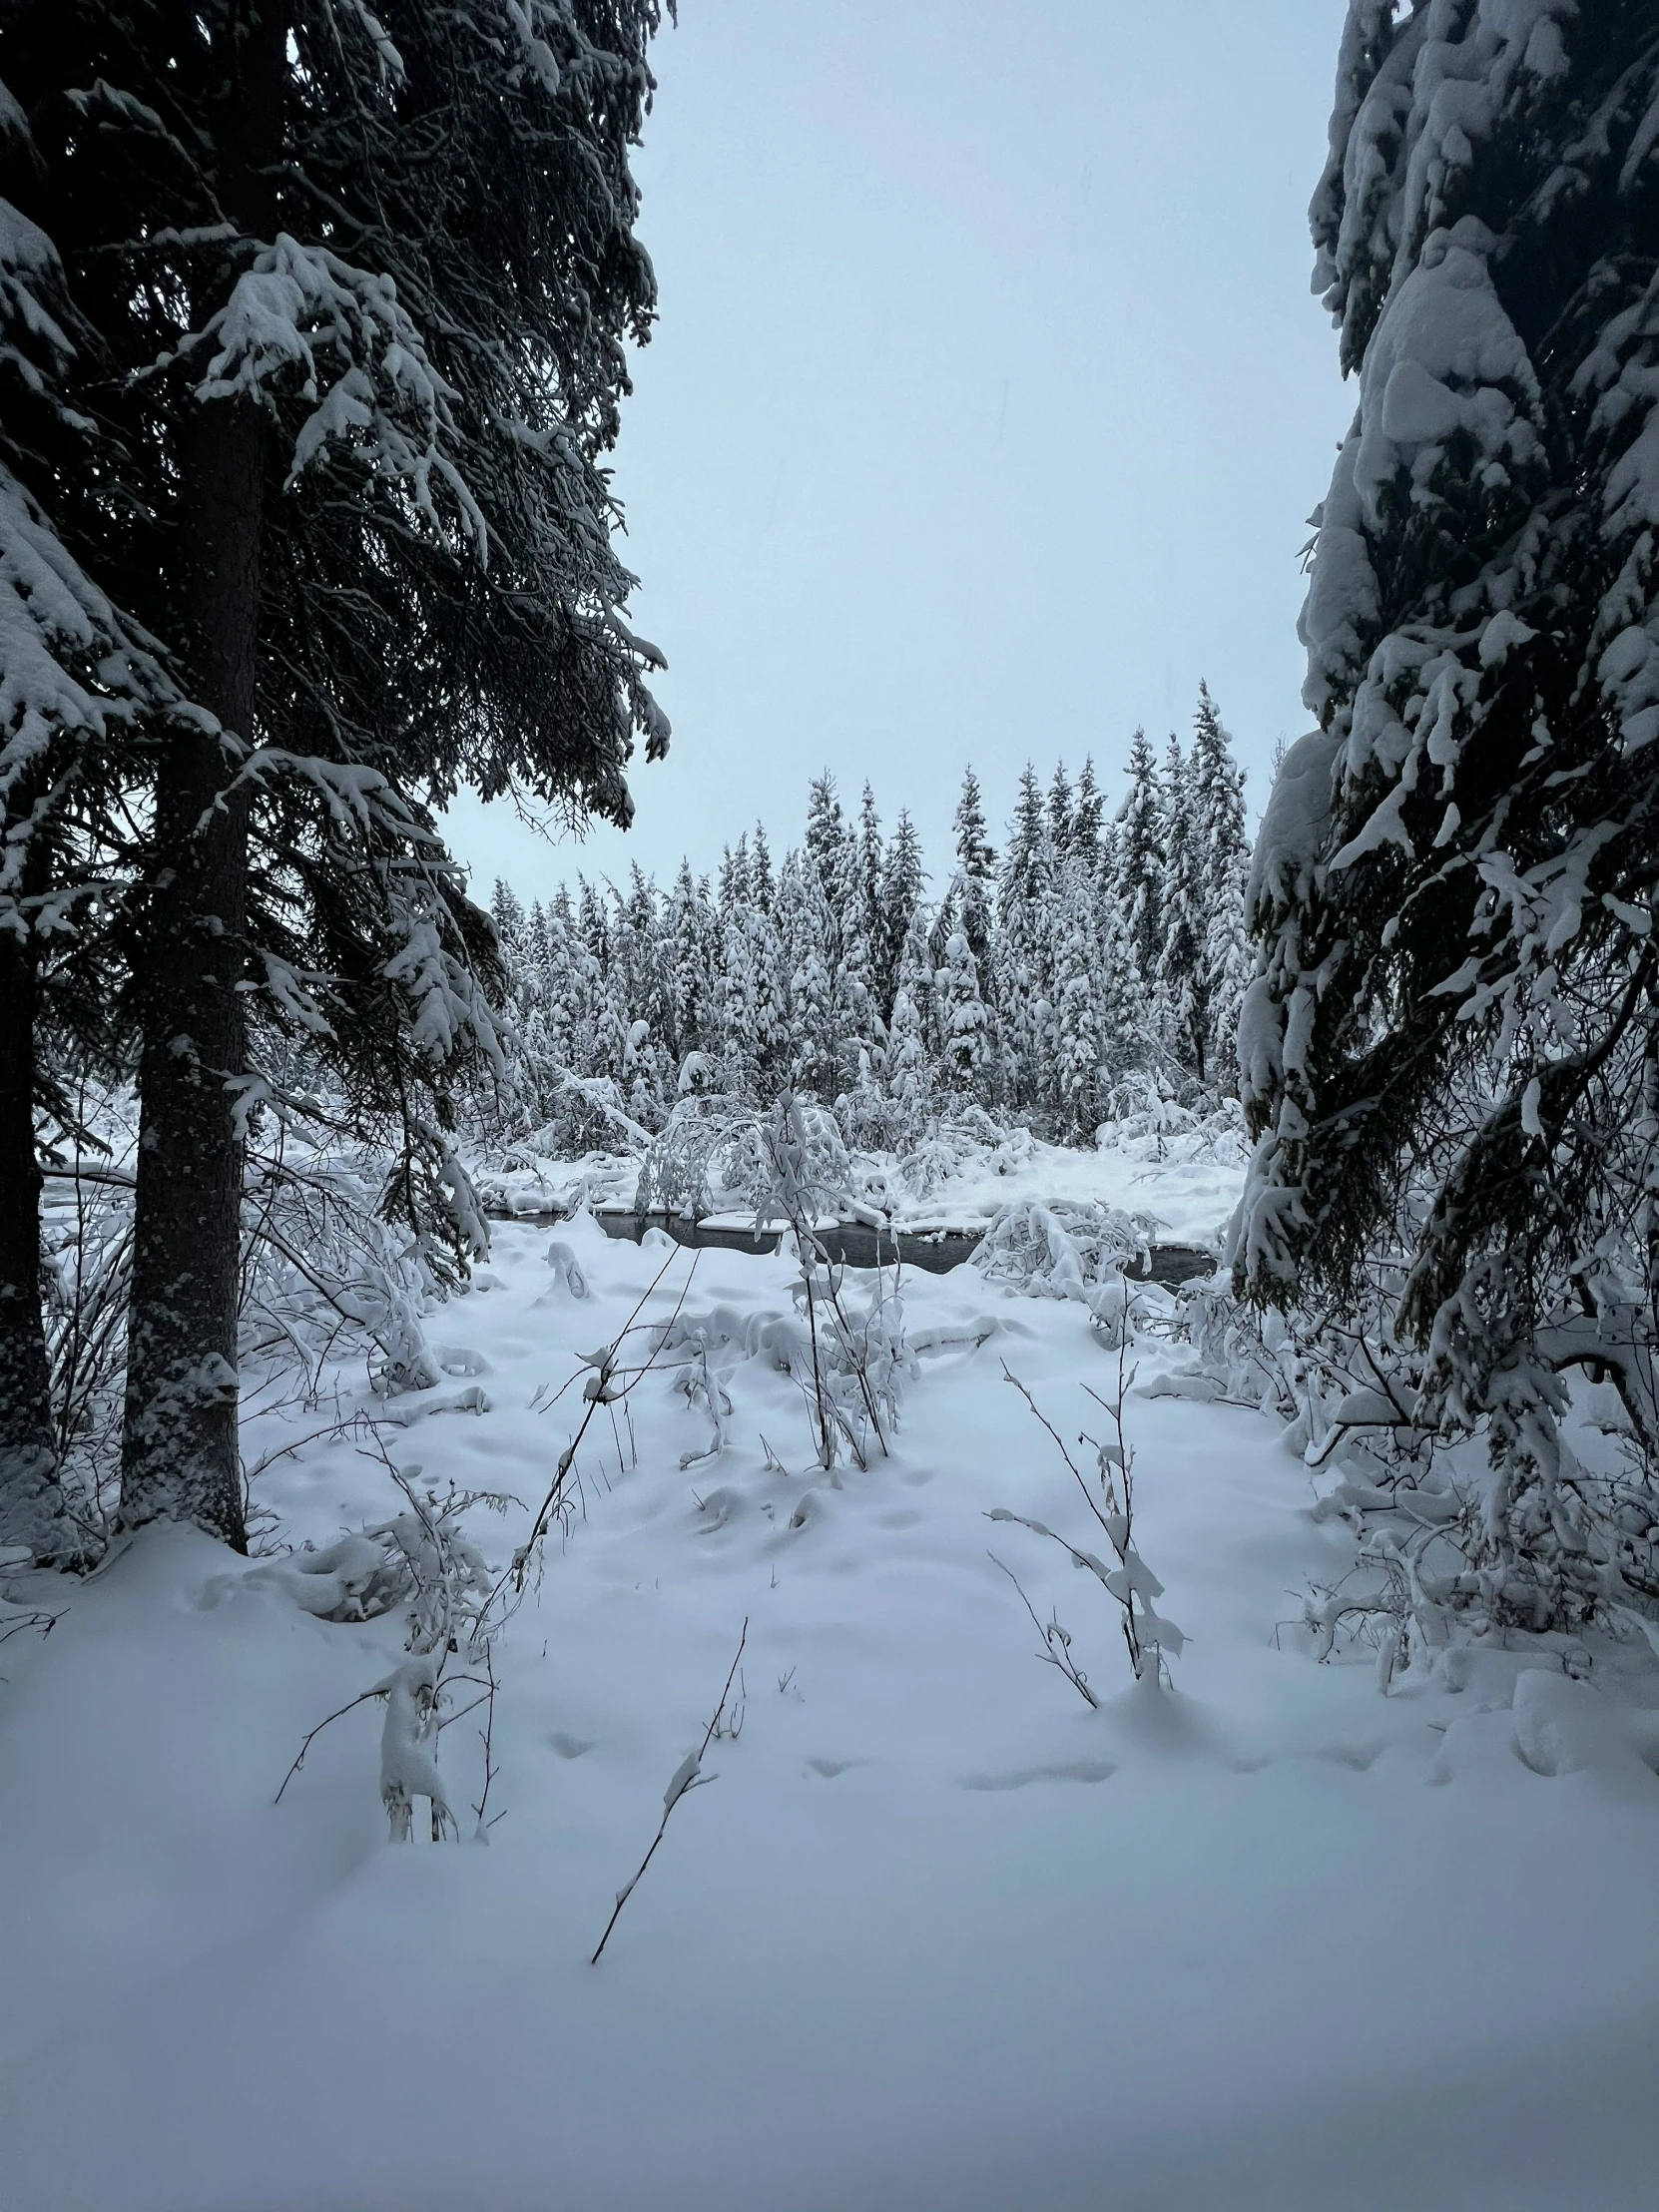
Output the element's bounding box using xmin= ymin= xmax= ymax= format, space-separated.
xmin=938 ymin=928 xmax=992 ymax=1103
xmin=4 ymin=0 xmax=671 ymax=1546
xmin=998 ymin=766 xmax=1054 ymax=1118
xmin=1046 ymin=763 xmax=1074 ymax=860
xmin=1115 ymin=729 xmax=1165 ymax=993
xmin=856 ymin=783 xmax=885 ymax=957
xmin=878 ymin=809 xmax=925 ymax=1022
xmin=1051 ymin=856 xmax=1104 ymax=1142
xmin=1188 ymin=684 xmax=1251 ymax=1094
xmin=951 ymin=769 xmax=997 ymax=980
xmin=751 ymin=823 xmax=776 ymax=909
xmin=887 ymin=904 xmax=938 ymax=1139
xmin=1157 ymin=732 xmax=1205 ymax=1082
xmin=1071 ymin=758 xmax=1105 ymax=856
xmin=1239 ymin=0 xmax=1659 ymax=1617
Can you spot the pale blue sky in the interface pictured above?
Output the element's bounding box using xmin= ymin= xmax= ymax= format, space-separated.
xmin=441 ymin=0 xmax=1356 ymax=900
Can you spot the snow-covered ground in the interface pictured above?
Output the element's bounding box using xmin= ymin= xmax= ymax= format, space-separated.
xmin=3 ymin=1146 xmax=1658 ymax=2211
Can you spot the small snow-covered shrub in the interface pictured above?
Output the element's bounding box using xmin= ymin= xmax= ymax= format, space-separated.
xmin=1183 ymin=1263 xmax=1659 ymax=1690
xmin=972 ymin=1200 xmax=1149 ymax=1305
xmin=468 ymin=1143 xmax=636 ymax=1221
xmin=757 ymin=1095 xmax=903 ymax=1471
xmin=633 ymin=1095 xmax=770 ymax=1222
xmin=1096 ymin=1089 xmax=1247 ymax=1169
xmin=894 ymin=1109 xmax=1018 ymax=1200
xmin=377 ymin=1651 xmax=457 ymax=1843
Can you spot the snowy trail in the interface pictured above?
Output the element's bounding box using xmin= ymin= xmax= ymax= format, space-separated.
xmin=3 ymin=1210 xmax=1657 ymax=2209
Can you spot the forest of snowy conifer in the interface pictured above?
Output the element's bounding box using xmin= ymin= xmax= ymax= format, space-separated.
xmin=3 ymin=4 xmax=1659 ymax=2208
xmin=484 ymin=690 xmax=1253 ymax=1153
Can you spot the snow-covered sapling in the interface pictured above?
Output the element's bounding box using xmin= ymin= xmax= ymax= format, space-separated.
xmin=377 ymin=1651 xmax=456 ymax=1844
xmin=989 ymin=1358 xmax=1184 ymax=1692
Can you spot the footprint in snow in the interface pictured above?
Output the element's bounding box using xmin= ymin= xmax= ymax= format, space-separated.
xmin=804 ymin=1757 xmax=862 ymax=1779
xmin=1315 ymin=1742 xmax=1385 ymax=1771
xmin=549 ymin=1734 xmax=594 ymax=1760
xmin=956 ymin=1761 xmax=1116 ymax=1790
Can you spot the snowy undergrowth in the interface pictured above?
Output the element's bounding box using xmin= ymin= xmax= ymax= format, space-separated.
xmin=471 ymin=1096 xmax=1247 ymax=1249
xmin=2 ymin=1177 xmax=1659 ymax=2209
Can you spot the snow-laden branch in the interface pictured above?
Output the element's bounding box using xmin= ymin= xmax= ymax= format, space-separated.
xmin=183 ymin=234 xmax=487 ymax=558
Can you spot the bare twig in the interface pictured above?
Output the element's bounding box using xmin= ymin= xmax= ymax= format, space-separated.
xmin=987 ymin=1551 xmax=1098 ymax=1709
xmin=590 ymin=1617 xmax=749 ymax=1965
xmin=0 ymin=1603 xmax=67 ymax=1652
xmin=470 ymin=1638 xmax=501 ymax=1838
xmin=274 ymin=1686 xmax=387 ymax=1804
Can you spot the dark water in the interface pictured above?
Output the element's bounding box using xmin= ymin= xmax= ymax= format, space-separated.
xmin=501 ymin=1206 xmax=1216 ymax=1286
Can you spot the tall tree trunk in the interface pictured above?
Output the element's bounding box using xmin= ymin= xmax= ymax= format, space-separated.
xmin=0 ymin=887 xmax=62 ymax=1558
xmin=118 ymin=3 xmax=281 ymax=1550
xmin=118 ymin=397 xmax=264 ymax=1549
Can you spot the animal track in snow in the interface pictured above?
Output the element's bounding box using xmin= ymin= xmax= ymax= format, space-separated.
xmin=1315 ymin=1742 xmax=1385 ymax=1771
xmin=548 ymin=1734 xmax=594 ymax=1760
xmin=956 ymin=1760 xmax=1116 ymax=1791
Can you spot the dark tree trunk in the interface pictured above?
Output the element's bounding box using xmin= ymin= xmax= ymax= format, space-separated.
xmin=118 ymin=4 xmax=282 ymax=1551
xmin=0 ymin=889 xmax=62 ymax=1558
xmin=118 ymin=395 xmax=264 ymax=1549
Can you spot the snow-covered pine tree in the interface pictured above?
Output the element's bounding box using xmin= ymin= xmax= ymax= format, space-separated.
xmin=1239 ymin=0 xmax=1659 ymax=1626
xmin=750 ymin=895 xmax=793 ymax=1100
xmin=780 ymin=851 xmax=834 ymax=1097
xmin=1094 ymin=865 xmax=1146 ymax=1095
xmin=886 ymin=903 xmax=938 ymax=1141
xmin=717 ymin=835 xmax=752 ymax=916
xmin=1071 ymin=758 xmax=1105 ymax=856
xmin=665 ymin=860 xmax=717 ymax=1078
xmin=804 ymin=772 xmax=849 ymax=885
xmin=523 ymin=895 xmax=580 ymax=1130
xmin=751 ymin=823 xmax=776 ymax=909
xmin=877 ymin=809 xmax=925 ymax=1023
xmin=1115 ymin=728 xmax=1166 ymax=995
xmin=715 ymin=898 xmax=760 ymax=1098
xmin=938 ymin=927 xmax=993 ymax=1105
xmin=1051 ymin=855 xmax=1105 ymax=1142
xmin=577 ymin=879 xmax=611 ymax=971
xmin=1157 ymin=729 xmax=1210 ymax=1086
xmin=856 ymin=783 xmax=885 ymax=961
xmin=4 ymin=0 xmax=672 ymax=1546
xmin=1189 ymin=684 xmax=1252 ymax=1095
xmin=1046 ymin=763 xmax=1075 ymax=861
xmin=951 ymin=768 xmax=997 ymax=984
xmin=998 ymin=766 xmax=1055 ymax=1119
xmin=491 ymin=880 xmax=528 ymax=968
xmin=616 ymin=866 xmax=669 ymax=1094
xmin=828 ymin=828 xmax=879 ymax=1097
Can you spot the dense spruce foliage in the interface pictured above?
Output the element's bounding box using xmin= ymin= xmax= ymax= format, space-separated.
xmin=1238 ymin=0 xmax=1659 ymax=1632
xmin=0 ymin=2 xmax=669 ymax=1555
xmin=487 ymin=695 xmax=1253 ymax=1153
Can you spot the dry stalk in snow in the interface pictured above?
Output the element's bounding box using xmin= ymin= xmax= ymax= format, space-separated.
xmin=990 ymin=1354 xmax=1185 ymax=1692
xmin=591 ymin=1617 xmax=749 ymax=1965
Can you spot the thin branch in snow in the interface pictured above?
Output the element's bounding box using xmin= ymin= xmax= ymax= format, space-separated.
xmin=987 ymin=1551 xmax=1098 ymax=1711
xmin=590 ymin=1616 xmax=749 ymax=1965
xmin=274 ymin=1686 xmax=387 ymax=1805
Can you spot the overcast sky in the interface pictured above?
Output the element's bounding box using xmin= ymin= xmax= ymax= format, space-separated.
xmin=440 ymin=0 xmax=1356 ymax=904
